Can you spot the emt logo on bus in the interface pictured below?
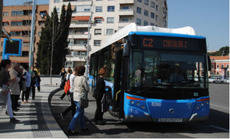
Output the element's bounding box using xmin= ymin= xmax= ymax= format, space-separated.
xmin=143 ymin=38 xmax=188 ymax=48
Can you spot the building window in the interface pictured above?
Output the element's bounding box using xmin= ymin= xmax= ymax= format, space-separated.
xmin=95 ymin=6 xmax=102 ymax=12
xmin=156 ymin=5 xmax=158 ymax=11
xmin=22 ymin=51 xmax=29 ymax=57
xmin=106 ymin=29 xmax=113 ymax=35
xmin=94 ymin=29 xmax=102 ymax=35
xmin=107 ymin=6 xmax=115 ymax=12
xmin=151 ymin=12 xmax=155 ymax=19
xmin=2 ymin=22 xmax=9 ymax=26
xmin=94 ymin=40 xmax=101 ymax=46
xmin=95 ymin=18 xmax=103 ymax=23
xmin=137 ymin=7 xmax=141 ymax=14
xmin=144 ymin=10 xmax=149 ymax=16
xmin=3 ymin=12 xmax=8 ymax=16
xmin=11 ymin=21 xmax=23 ymax=26
xmin=144 ymin=0 xmax=149 ymax=5
xmin=150 ymin=1 xmax=155 ymax=8
xmin=76 ymin=5 xmax=91 ymax=13
xmin=136 ymin=18 xmax=141 ymax=25
xmin=107 ymin=17 xmax=114 ymax=23
xmin=137 ymin=0 xmax=142 ymax=2
xmin=156 ymin=15 xmax=158 ymax=21
xmin=11 ymin=11 xmax=24 ymax=16
xmin=120 ymin=6 xmax=131 ymax=11
xmin=120 ymin=17 xmax=130 ymax=22
xmin=144 ymin=20 xmax=148 ymax=26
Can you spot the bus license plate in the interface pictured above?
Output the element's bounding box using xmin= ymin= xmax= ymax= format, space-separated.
xmin=158 ymin=118 xmax=183 ymax=122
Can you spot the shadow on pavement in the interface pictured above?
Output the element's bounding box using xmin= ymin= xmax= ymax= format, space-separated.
xmin=49 ymin=89 xmax=229 ymax=138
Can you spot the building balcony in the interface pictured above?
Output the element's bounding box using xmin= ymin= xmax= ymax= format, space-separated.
xmin=119 ymin=9 xmax=134 ymax=16
xmin=68 ymin=34 xmax=88 ymax=39
xmin=66 ymin=55 xmax=86 ymax=62
xmin=68 ymin=45 xmax=87 ymax=51
xmin=70 ymin=23 xmax=88 ymax=28
xmin=119 ymin=0 xmax=134 ymax=4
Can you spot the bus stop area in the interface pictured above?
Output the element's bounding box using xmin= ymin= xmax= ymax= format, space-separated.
xmin=0 ymin=77 xmax=67 ymax=138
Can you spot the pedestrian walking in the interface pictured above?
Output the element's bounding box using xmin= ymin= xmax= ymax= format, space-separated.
xmin=60 ymin=68 xmax=72 ymax=100
xmin=35 ymin=70 xmax=41 ymax=92
xmin=94 ymin=67 xmax=106 ymax=125
xmin=0 ymin=59 xmax=19 ymax=123
xmin=9 ymin=63 xmax=21 ymax=111
xmin=60 ymin=67 xmax=66 ymax=89
xmin=59 ymin=67 xmax=78 ymax=119
xmin=31 ymin=68 xmax=37 ymax=100
xmin=68 ymin=66 xmax=89 ymax=134
xmin=21 ymin=65 xmax=31 ymax=103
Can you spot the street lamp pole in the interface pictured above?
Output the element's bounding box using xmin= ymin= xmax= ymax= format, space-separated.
xmin=29 ymin=0 xmax=36 ymax=72
xmin=50 ymin=16 xmax=54 ymax=85
xmin=86 ymin=0 xmax=93 ymax=78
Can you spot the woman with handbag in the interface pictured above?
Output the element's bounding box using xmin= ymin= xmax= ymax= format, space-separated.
xmin=0 ymin=59 xmax=19 ymax=123
xmin=68 ymin=66 xmax=89 ymax=134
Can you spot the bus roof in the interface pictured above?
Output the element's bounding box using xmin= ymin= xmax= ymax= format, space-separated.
xmin=128 ymin=31 xmax=206 ymax=39
xmin=90 ymin=23 xmax=205 ymax=54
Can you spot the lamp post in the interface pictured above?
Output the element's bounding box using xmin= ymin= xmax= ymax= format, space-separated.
xmin=29 ymin=0 xmax=36 ymax=72
xmin=85 ymin=0 xmax=94 ymax=78
xmin=50 ymin=16 xmax=54 ymax=85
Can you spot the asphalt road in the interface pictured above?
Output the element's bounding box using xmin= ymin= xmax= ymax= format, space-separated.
xmin=50 ymin=83 xmax=229 ymax=138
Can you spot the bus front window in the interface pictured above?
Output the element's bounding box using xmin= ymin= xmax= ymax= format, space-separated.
xmin=129 ymin=50 xmax=208 ymax=90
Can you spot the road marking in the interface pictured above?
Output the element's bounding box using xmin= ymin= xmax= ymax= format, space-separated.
xmin=210 ymin=125 xmax=229 ymax=132
xmin=210 ymin=104 xmax=229 ymax=112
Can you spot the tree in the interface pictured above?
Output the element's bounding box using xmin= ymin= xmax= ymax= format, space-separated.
xmin=36 ymin=3 xmax=72 ymax=75
xmin=208 ymin=46 xmax=229 ymax=56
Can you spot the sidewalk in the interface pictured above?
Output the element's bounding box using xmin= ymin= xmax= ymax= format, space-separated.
xmin=0 ymin=77 xmax=67 ymax=138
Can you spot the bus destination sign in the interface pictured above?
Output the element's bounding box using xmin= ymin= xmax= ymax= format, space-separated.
xmin=138 ymin=36 xmax=205 ymax=52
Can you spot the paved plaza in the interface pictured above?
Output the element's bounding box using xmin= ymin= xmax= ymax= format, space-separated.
xmin=0 ymin=77 xmax=67 ymax=138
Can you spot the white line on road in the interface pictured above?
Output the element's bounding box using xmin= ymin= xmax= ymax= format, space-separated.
xmin=209 ymin=125 xmax=229 ymax=132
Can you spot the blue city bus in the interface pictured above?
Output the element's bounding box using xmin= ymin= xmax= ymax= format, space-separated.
xmin=89 ymin=29 xmax=209 ymax=123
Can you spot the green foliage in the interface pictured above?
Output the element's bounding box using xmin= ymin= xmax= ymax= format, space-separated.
xmin=208 ymin=46 xmax=229 ymax=56
xmin=36 ymin=3 xmax=72 ymax=75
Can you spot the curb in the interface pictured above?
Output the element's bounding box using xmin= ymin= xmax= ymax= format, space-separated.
xmin=46 ymin=88 xmax=68 ymax=138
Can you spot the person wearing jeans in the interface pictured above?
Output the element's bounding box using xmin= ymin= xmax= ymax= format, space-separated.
xmin=0 ymin=59 xmax=19 ymax=123
xmin=21 ymin=65 xmax=31 ymax=103
xmin=68 ymin=66 xmax=89 ymax=134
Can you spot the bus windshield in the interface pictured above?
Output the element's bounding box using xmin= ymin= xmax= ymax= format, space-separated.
xmin=129 ymin=50 xmax=208 ymax=90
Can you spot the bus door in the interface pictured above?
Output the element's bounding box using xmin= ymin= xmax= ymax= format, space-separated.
xmin=112 ymin=47 xmax=123 ymax=113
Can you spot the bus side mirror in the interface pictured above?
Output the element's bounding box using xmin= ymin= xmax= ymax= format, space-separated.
xmin=123 ymin=43 xmax=129 ymax=57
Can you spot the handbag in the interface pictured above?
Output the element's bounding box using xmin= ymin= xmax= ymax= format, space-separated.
xmin=80 ymin=97 xmax=88 ymax=109
xmin=80 ymin=76 xmax=89 ymax=109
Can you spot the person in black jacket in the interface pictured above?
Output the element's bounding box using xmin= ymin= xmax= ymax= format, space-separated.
xmin=94 ymin=67 xmax=106 ymax=125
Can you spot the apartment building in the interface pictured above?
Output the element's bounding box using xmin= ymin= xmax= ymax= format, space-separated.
xmin=49 ymin=0 xmax=168 ymax=68
xmin=0 ymin=4 xmax=49 ymax=65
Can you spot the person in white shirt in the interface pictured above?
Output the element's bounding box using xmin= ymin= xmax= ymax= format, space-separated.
xmin=59 ymin=67 xmax=78 ymax=118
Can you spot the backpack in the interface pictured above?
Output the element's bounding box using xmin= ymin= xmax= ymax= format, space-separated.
xmin=64 ymin=74 xmax=70 ymax=94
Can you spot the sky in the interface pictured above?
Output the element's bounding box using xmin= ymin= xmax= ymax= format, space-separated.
xmin=3 ymin=0 xmax=229 ymax=51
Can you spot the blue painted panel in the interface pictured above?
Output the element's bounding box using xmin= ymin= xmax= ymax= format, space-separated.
xmin=124 ymin=92 xmax=209 ymax=121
